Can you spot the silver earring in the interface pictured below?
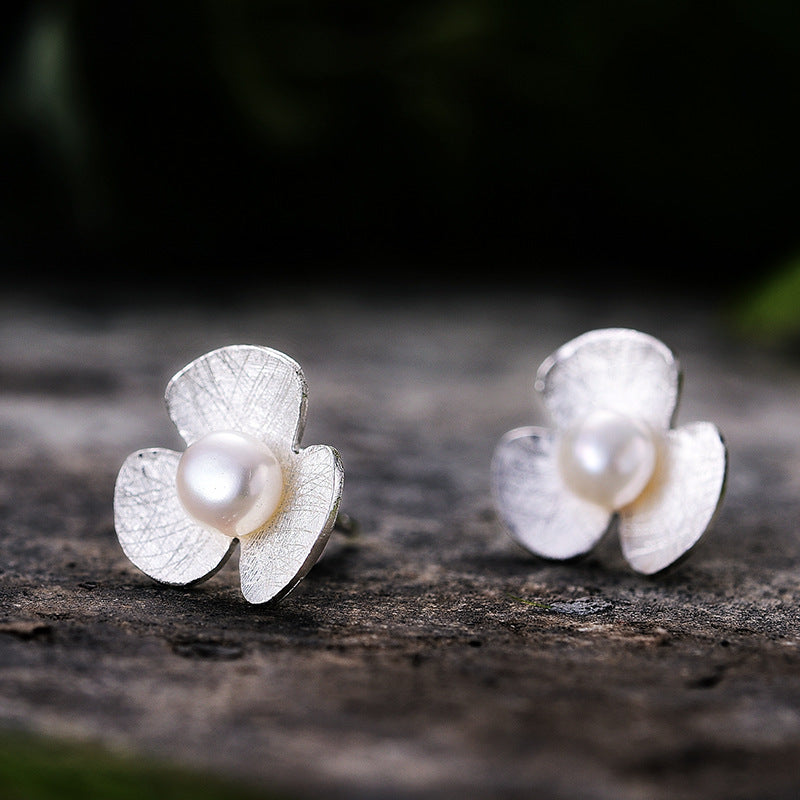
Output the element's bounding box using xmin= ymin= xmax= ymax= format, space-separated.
xmin=113 ymin=344 xmax=344 ymax=603
xmin=491 ymin=328 xmax=727 ymax=574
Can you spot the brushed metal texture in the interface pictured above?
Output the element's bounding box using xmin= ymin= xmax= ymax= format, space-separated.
xmin=239 ymin=444 xmax=344 ymax=604
xmin=113 ymin=345 xmax=344 ymax=603
xmin=619 ymin=422 xmax=727 ymax=574
xmin=114 ymin=447 xmax=237 ymax=586
xmin=535 ymin=328 xmax=681 ymax=431
xmin=165 ymin=345 xmax=308 ymax=455
xmin=490 ymin=426 xmax=612 ymax=560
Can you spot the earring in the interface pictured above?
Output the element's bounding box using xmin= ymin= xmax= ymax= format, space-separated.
xmin=113 ymin=344 xmax=344 ymax=604
xmin=491 ymin=328 xmax=727 ymax=574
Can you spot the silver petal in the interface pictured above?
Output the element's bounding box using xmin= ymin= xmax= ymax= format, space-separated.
xmin=113 ymin=448 xmax=236 ymax=586
xmin=491 ymin=427 xmax=612 ymax=560
xmin=535 ymin=328 xmax=681 ymax=431
xmin=618 ymin=422 xmax=727 ymax=574
xmin=238 ymin=444 xmax=344 ymax=604
xmin=165 ymin=345 xmax=307 ymax=455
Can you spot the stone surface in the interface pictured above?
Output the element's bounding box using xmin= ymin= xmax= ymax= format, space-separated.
xmin=1 ymin=288 xmax=800 ymax=799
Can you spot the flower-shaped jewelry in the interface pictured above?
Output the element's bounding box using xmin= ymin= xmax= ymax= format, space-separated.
xmin=114 ymin=345 xmax=344 ymax=603
xmin=491 ymin=328 xmax=727 ymax=574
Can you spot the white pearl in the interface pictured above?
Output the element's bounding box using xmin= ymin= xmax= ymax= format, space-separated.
xmin=557 ymin=409 xmax=659 ymax=510
xmin=176 ymin=431 xmax=283 ymax=538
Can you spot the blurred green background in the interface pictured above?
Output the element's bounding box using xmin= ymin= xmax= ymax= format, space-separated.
xmin=2 ymin=1 xmax=800 ymax=334
xmin=0 ymin=731 xmax=293 ymax=800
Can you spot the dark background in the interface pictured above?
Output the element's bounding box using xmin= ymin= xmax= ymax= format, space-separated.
xmin=2 ymin=1 xmax=799 ymax=305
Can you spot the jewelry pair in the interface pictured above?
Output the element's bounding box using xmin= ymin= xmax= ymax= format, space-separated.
xmin=113 ymin=329 xmax=728 ymax=604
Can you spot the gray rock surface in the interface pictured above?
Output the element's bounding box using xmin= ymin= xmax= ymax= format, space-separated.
xmin=1 ymin=289 xmax=799 ymax=799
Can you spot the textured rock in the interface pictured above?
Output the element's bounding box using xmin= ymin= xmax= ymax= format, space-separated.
xmin=1 ymin=289 xmax=799 ymax=799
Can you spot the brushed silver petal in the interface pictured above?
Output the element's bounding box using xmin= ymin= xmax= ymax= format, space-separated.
xmin=491 ymin=427 xmax=612 ymax=560
xmin=238 ymin=444 xmax=344 ymax=604
xmin=165 ymin=345 xmax=308 ymax=455
xmin=113 ymin=448 xmax=236 ymax=586
xmin=618 ymin=422 xmax=727 ymax=574
xmin=535 ymin=328 xmax=681 ymax=431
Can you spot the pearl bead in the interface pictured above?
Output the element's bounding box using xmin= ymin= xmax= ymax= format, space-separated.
xmin=176 ymin=431 xmax=283 ymax=538
xmin=557 ymin=409 xmax=659 ymax=510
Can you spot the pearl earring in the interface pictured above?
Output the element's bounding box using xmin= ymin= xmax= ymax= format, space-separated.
xmin=113 ymin=345 xmax=345 ymax=604
xmin=491 ymin=328 xmax=727 ymax=574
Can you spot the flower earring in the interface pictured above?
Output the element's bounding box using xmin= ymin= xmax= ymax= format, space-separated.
xmin=113 ymin=345 xmax=344 ymax=604
xmin=491 ymin=328 xmax=727 ymax=574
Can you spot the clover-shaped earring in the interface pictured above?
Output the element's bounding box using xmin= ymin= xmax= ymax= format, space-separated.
xmin=113 ymin=345 xmax=344 ymax=603
xmin=491 ymin=328 xmax=727 ymax=574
